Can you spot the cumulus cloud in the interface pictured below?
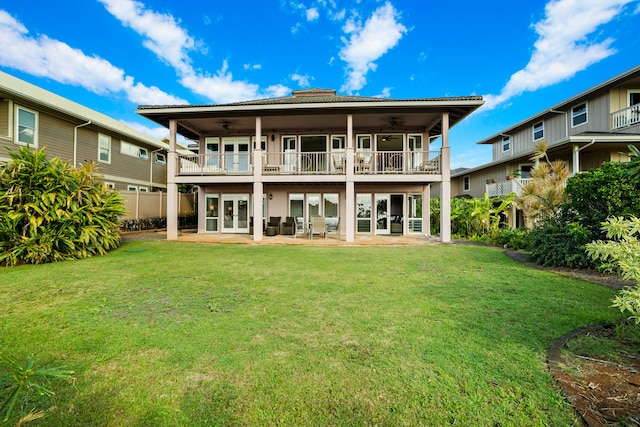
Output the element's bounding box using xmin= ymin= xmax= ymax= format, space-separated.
xmin=291 ymin=73 xmax=312 ymax=87
xmin=0 ymin=10 xmax=185 ymax=105
xmin=100 ymin=0 xmax=290 ymax=103
xmin=306 ymin=7 xmax=319 ymax=21
xmin=483 ymin=0 xmax=634 ymax=110
xmin=339 ymin=2 xmax=407 ymax=93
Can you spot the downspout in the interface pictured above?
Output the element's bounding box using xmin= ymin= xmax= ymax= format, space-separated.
xmin=73 ymin=120 xmax=92 ymax=167
xmin=572 ymin=139 xmax=595 ymax=175
xmin=549 ymin=109 xmax=568 ymax=138
xmin=149 ymin=147 xmax=164 ymax=190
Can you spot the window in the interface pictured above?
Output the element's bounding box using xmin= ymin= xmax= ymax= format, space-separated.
xmin=139 ymin=187 xmax=149 ymax=192
xmin=15 ymin=106 xmax=38 ymax=146
xmin=98 ymin=134 xmax=111 ymax=163
xmin=121 ymin=141 xmax=149 ymax=159
xmin=533 ymin=121 xmax=544 ymax=141
xmin=155 ymin=152 xmax=166 ymax=164
xmin=463 ymin=176 xmax=470 ymax=192
xmin=103 ymin=182 xmax=115 ymax=190
xmin=127 ymin=185 xmax=138 ymax=191
xmin=332 ymin=135 xmax=346 ymax=150
xmin=356 ymin=193 xmax=372 ymax=233
xmin=205 ymin=195 xmax=219 ymax=232
xmin=572 ymin=103 xmax=587 ymax=127
xmin=408 ymin=194 xmax=423 ymax=233
xmin=502 ymin=136 xmax=511 ymax=152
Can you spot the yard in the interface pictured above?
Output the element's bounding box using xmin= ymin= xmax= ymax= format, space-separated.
xmin=0 ymin=241 xmax=621 ymax=426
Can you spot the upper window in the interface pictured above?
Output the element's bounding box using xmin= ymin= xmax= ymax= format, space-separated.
xmin=155 ymin=152 xmax=166 ymax=164
xmin=463 ymin=176 xmax=470 ymax=192
xmin=533 ymin=121 xmax=544 ymax=141
xmin=572 ymin=103 xmax=588 ymax=127
xmin=121 ymin=141 xmax=149 ymax=159
xmin=502 ymin=136 xmax=511 ymax=152
xmin=98 ymin=134 xmax=111 ymax=163
xmin=15 ymin=106 xmax=38 ymax=146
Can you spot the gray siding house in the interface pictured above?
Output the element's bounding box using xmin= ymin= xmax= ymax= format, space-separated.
xmin=0 ymin=71 xmax=169 ymax=192
xmin=452 ymin=65 xmax=640 ymax=217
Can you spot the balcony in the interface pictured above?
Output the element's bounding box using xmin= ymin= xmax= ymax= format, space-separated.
xmin=611 ymin=104 xmax=640 ymax=130
xmin=486 ymin=178 xmax=532 ymax=197
xmin=176 ymin=150 xmax=441 ymax=176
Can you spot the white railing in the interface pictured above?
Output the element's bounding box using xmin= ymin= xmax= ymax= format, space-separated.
xmin=486 ymin=178 xmax=532 ymax=197
xmin=178 ymin=150 xmax=441 ymax=176
xmin=611 ymin=104 xmax=640 ymax=130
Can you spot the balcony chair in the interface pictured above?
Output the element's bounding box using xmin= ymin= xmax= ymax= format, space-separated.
xmin=265 ymin=216 xmax=281 ymax=236
xmin=325 ymin=217 xmax=340 ymax=239
xmin=308 ymin=216 xmax=327 ymax=239
xmin=281 ymin=216 xmax=296 ymax=236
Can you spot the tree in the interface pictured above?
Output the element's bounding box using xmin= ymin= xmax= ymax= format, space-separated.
xmin=0 ymin=147 xmax=126 ymax=266
xmin=516 ymin=141 xmax=569 ymax=225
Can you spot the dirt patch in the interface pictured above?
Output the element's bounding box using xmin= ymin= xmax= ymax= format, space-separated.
xmin=506 ymin=250 xmax=639 ymax=426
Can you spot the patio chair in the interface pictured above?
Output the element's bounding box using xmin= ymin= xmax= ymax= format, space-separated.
xmin=308 ymin=216 xmax=327 ymax=239
xmin=281 ymin=216 xmax=296 ymax=235
xmin=332 ymin=153 xmax=345 ymax=172
xmin=326 ymin=217 xmax=340 ymax=239
xmin=266 ymin=216 xmax=280 ymax=236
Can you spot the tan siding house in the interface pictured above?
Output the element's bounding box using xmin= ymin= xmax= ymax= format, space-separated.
xmin=0 ymin=71 xmax=169 ymax=192
xmin=138 ymin=88 xmax=483 ymax=243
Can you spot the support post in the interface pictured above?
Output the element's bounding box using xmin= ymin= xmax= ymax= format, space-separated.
xmin=440 ymin=112 xmax=451 ymax=243
xmin=166 ymin=119 xmax=179 ymax=240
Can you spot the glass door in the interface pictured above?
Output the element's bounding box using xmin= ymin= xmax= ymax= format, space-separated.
xmin=375 ymin=194 xmax=390 ymax=235
xmin=223 ymin=137 xmax=250 ymax=173
xmin=222 ymin=194 xmax=250 ymax=233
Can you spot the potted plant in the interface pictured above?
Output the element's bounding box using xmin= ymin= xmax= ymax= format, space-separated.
xmin=506 ymin=169 xmax=521 ymax=180
xmin=486 ymin=178 xmax=498 ymax=184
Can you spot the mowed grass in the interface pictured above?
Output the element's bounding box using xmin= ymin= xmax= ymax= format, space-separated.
xmin=0 ymin=241 xmax=620 ymax=426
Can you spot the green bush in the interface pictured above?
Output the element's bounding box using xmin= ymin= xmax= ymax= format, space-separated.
xmin=0 ymin=147 xmax=126 ymax=266
xmin=527 ymin=217 xmax=593 ymax=268
xmin=492 ymin=228 xmax=530 ymax=250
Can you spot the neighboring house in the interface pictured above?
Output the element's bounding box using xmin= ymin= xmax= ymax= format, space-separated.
xmin=137 ymin=88 xmax=483 ymax=242
xmin=0 ymin=71 xmax=169 ymax=192
xmin=452 ymin=65 xmax=640 ymax=225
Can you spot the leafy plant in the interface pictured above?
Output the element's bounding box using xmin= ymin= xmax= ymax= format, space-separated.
xmin=586 ymin=216 xmax=640 ymax=324
xmin=0 ymin=147 xmax=127 ymax=266
xmin=0 ymin=353 xmax=75 ymax=426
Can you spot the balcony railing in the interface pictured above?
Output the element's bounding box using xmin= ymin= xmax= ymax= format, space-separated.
xmin=177 ymin=150 xmax=441 ymax=176
xmin=486 ymin=178 xmax=532 ymax=197
xmin=611 ymin=104 xmax=640 ymax=130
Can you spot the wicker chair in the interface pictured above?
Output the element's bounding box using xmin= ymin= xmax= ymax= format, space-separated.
xmin=281 ymin=216 xmax=296 ymax=235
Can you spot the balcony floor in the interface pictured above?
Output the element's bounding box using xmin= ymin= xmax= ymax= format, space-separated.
xmin=122 ymin=229 xmax=441 ymax=246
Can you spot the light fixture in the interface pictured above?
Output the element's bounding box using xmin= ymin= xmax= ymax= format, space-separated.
xmin=269 ymin=193 xmax=273 ymax=200
xmin=271 ymin=132 xmax=275 ymax=141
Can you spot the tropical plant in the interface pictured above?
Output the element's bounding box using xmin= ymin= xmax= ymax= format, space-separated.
xmin=0 ymin=353 xmax=75 ymax=426
xmin=516 ymin=141 xmax=569 ymax=225
xmin=0 ymin=147 xmax=127 ymax=266
xmin=625 ymin=143 xmax=640 ymax=180
xmin=586 ymin=216 xmax=640 ymax=324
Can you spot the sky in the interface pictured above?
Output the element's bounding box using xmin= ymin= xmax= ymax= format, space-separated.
xmin=1 ymin=0 xmax=639 ymax=169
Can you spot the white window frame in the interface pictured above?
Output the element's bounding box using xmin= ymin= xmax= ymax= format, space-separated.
xmin=14 ymin=105 xmax=38 ymax=146
xmin=571 ymin=102 xmax=588 ymax=127
xmin=532 ymin=121 xmax=544 ymax=141
xmin=628 ymin=90 xmax=640 ymax=107
xmin=155 ymin=152 xmax=166 ymax=164
xmin=463 ymin=176 xmax=470 ymax=192
xmin=501 ymin=136 xmax=511 ymax=152
xmin=103 ymin=182 xmax=115 ymax=190
xmin=98 ymin=133 xmax=111 ymax=163
xmin=121 ymin=141 xmax=149 ymax=160
xmin=127 ymin=185 xmax=138 ymax=191
xmin=138 ymin=186 xmax=149 ymax=192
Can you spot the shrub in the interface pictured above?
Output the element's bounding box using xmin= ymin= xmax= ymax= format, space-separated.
xmin=586 ymin=216 xmax=640 ymax=324
xmin=492 ymin=228 xmax=530 ymax=250
xmin=527 ymin=217 xmax=593 ymax=268
xmin=0 ymin=147 xmax=126 ymax=266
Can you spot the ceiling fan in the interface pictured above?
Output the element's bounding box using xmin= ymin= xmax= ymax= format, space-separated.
xmin=388 ymin=117 xmax=405 ymax=129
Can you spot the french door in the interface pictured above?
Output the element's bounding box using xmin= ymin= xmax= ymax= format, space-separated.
xmin=375 ymin=194 xmax=390 ymax=235
xmin=223 ymin=137 xmax=250 ymax=173
xmin=222 ymin=194 xmax=249 ymax=233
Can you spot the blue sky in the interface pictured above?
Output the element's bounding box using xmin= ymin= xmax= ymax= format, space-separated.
xmin=1 ymin=0 xmax=639 ymax=168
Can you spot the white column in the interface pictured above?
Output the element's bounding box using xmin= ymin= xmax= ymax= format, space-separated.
xmin=439 ymin=112 xmax=451 ymax=243
xmin=345 ymin=114 xmax=355 ymax=242
xmin=572 ymin=144 xmax=580 ymax=175
xmin=197 ymin=186 xmax=206 ymax=233
xmin=166 ymin=119 xmax=179 ymax=240
xmin=253 ymin=117 xmax=263 ymax=241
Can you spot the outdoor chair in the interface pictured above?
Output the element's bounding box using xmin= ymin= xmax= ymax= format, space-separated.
xmin=325 ymin=217 xmax=340 ymax=239
xmin=308 ymin=216 xmax=327 ymax=239
xmin=281 ymin=216 xmax=296 ymax=235
xmin=266 ymin=216 xmax=281 ymax=236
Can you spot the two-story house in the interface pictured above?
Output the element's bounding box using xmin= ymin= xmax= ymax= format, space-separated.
xmin=137 ymin=89 xmax=483 ymax=242
xmin=452 ymin=65 xmax=640 ymax=227
xmin=0 ymin=71 xmax=169 ymax=192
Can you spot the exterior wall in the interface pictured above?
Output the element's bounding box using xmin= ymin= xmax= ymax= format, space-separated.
xmin=569 ymin=93 xmax=609 ymax=136
xmin=0 ymin=100 xmax=8 ymax=141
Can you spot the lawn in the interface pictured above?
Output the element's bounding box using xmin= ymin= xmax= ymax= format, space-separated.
xmin=0 ymin=241 xmax=621 ymax=426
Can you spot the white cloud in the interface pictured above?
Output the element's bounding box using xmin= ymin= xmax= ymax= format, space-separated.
xmin=338 ymin=2 xmax=407 ymax=93
xmin=375 ymin=87 xmax=392 ymax=98
xmin=483 ymin=0 xmax=634 ymax=111
xmin=0 ymin=10 xmax=185 ymax=105
xmin=291 ymin=73 xmax=312 ymax=87
xmin=100 ymin=1 xmax=291 ymax=104
xmin=306 ymin=7 xmax=319 ymax=21
xmin=98 ymin=0 xmax=197 ymax=75
xmin=243 ymin=63 xmax=262 ymax=70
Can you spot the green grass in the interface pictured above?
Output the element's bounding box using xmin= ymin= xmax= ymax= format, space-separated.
xmin=0 ymin=241 xmax=621 ymax=426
